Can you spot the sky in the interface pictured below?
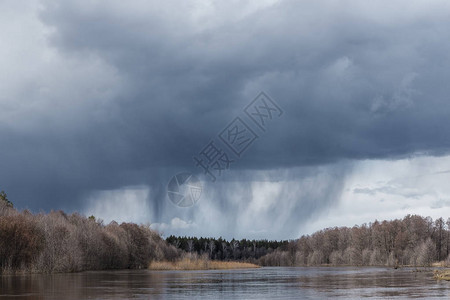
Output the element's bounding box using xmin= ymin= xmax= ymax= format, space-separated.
xmin=2 ymin=0 xmax=450 ymax=240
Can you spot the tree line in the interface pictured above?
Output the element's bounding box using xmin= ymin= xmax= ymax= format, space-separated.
xmin=0 ymin=192 xmax=179 ymax=274
xmin=167 ymin=215 xmax=450 ymax=267
xmin=165 ymin=235 xmax=289 ymax=261
xmin=259 ymin=215 xmax=450 ymax=267
xmin=3 ymin=189 xmax=450 ymax=272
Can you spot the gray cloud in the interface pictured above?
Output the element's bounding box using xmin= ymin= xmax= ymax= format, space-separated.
xmin=430 ymin=199 xmax=450 ymax=209
xmin=2 ymin=0 xmax=450 ymax=237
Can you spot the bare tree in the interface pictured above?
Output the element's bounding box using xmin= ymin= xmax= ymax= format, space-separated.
xmin=208 ymin=240 xmax=216 ymax=258
xmin=187 ymin=240 xmax=194 ymax=253
xmin=446 ymin=218 xmax=450 ymax=258
xmin=415 ymin=238 xmax=436 ymax=267
xmin=435 ymin=218 xmax=445 ymax=261
xmin=221 ymin=242 xmax=228 ymax=259
xmin=230 ymin=240 xmax=240 ymax=259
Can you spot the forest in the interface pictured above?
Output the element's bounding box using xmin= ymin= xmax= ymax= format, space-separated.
xmin=0 ymin=192 xmax=179 ymax=274
xmin=167 ymin=215 xmax=450 ymax=268
xmin=258 ymin=215 xmax=449 ymax=267
xmin=165 ymin=235 xmax=289 ymax=261
xmin=2 ymin=190 xmax=450 ymax=273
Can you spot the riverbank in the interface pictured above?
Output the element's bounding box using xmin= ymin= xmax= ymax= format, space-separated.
xmin=0 ymin=203 xmax=180 ymax=274
xmin=149 ymin=257 xmax=260 ymax=270
xmin=433 ymin=269 xmax=450 ymax=280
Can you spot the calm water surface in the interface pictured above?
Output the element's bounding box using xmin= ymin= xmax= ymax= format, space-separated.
xmin=1 ymin=267 xmax=450 ymax=299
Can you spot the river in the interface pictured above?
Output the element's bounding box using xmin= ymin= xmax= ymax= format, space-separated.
xmin=1 ymin=267 xmax=449 ymax=299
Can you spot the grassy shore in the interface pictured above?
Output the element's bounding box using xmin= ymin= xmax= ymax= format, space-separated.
xmin=433 ymin=269 xmax=450 ymax=280
xmin=149 ymin=257 xmax=260 ymax=271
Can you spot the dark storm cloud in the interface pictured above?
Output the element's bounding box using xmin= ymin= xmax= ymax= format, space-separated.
xmin=2 ymin=0 xmax=450 ymax=224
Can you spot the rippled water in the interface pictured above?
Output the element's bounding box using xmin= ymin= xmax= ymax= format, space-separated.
xmin=1 ymin=267 xmax=450 ymax=299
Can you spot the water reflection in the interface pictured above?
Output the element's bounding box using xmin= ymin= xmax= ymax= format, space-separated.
xmin=1 ymin=267 xmax=450 ymax=299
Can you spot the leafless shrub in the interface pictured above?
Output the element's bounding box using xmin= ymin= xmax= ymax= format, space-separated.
xmin=329 ymin=250 xmax=344 ymax=266
xmin=307 ymin=250 xmax=324 ymax=265
xmin=0 ymin=214 xmax=44 ymax=272
xmin=414 ymin=238 xmax=436 ymax=267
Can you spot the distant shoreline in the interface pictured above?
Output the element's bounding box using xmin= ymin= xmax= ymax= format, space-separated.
xmin=149 ymin=258 xmax=260 ymax=271
xmin=147 ymin=261 xmax=439 ymax=271
xmin=2 ymin=264 xmax=446 ymax=276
